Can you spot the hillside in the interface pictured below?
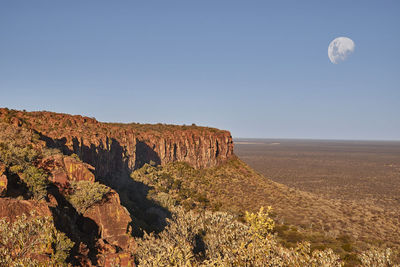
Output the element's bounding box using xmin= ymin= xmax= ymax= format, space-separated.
xmin=0 ymin=108 xmax=398 ymax=266
xmin=129 ymin=158 xmax=400 ymax=264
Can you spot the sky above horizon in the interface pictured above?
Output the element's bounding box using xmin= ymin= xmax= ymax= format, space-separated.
xmin=0 ymin=1 xmax=399 ymax=140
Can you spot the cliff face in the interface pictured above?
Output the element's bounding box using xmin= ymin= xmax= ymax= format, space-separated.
xmin=0 ymin=109 xmax=234 ymax=179
xmin=0 ymin=152 xmax=135 ymax=266
xmin=0 ymin=108 xmax=235 ymax=265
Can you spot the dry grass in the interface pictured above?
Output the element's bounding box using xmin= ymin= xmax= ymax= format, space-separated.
xmin=131 ymin=157 xmax=400 ymax=265
xmin=201 ymin=157 xmax=399 ymax=246
xmin=234 ymin=139 xmax=400 ymax=264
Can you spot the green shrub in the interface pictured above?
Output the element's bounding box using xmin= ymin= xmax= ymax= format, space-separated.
xmin=135 ymin=206 xmax=343 ymax=266
xmin=0 ymin=212 xmax=74 ymax=266
xmin=70 ymin=153 xmax=81 ymax=162
xmin=67 ymin=181 xmax=111 ymax=213
xmin=359 ymin=248 xmax=398 ymax=267
xmin=0 ymin=142 xmax=40 ymax=173
xmin=130 ymin=162 xmax=213 ymax=212
xmin=42 ymin=147 xmax=62 ymax=157
xmin=0 ymin=124 xmax=60 ymax=200
xmin=22 ymin=166 xmax=49 ymax=200
xmin=245 ymin=206 xmax=275 ymax=238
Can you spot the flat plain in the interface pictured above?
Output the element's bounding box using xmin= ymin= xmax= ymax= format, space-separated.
xmin=234 ymin=138 xmax=400 ymax=212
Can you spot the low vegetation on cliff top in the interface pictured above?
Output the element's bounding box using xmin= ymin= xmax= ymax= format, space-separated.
xmin=0 ymin=108 xmax=223 ymax=135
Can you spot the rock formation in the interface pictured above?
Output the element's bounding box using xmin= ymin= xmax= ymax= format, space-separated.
xmin=84 ymin=191 xmax=134 ymax=250
xmin=0 ymin=108 xmax=234 ymax=266
xmin=41 ymin=154 xmax=135 ymax=265
xmin=39 ymin=155 xmax=96 ymax=187
xmin=0 ymin=108 xmax=234 ymax=178
xmin=0 ymin=197 xmax=51 ymax=221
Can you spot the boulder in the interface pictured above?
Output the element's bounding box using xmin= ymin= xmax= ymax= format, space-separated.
xmin=102 ymin=252 xmax=135 ymax=267
xmin=63 ymin=156 xmax=95 ymax=182
xmin=40 ymin=155 xmax=95 ymax=187
xmin=96 ymin=239 xmax=135 ymax=267
xmin=84 ymin=191 xmax=134 ymax=251
xmin=0 ymin=197 xmax=51 ymax=221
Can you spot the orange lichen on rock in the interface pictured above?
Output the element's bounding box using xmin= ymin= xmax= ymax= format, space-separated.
xmin=0 ymin=198 xmax=51 ymax=221
xmin=39 ymin=154 xmax=95 ymax=187
xmin=84 ymin=190 xmax=134 ymax=250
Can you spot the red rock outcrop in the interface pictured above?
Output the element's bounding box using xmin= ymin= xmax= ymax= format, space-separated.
xmin=0 ymin=198 xmax=51 ymax=221
xmin=101 ymin=251 xmax=135 ymax=267
xmin=38 ymin=154 xmax=134 ymax=252
xmin=63 ymin=156 xmax=95 ymax=182
xmin=36 ymin=153 xmax=135 ymax=265
xmin=84 ymin=190 xmax=134 ymax=251
xmin=39 ymin=155 xmax=95 ymax=187
xmin=0 ymin=108 xmax=233 ymax=266
xmin=84 ymin=191 xmax=136 ymax=266
xmin=0 ymin=109 xmax=234 ymax=179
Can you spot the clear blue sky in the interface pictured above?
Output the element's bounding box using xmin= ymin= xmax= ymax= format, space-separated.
xmin=0 ymin=1 xmax=399 ymax=140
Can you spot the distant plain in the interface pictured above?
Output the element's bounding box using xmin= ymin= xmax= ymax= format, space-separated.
xmin=234 ymin=138 xmax=400 ymax=212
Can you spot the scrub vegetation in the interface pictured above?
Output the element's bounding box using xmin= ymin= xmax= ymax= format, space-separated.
xmin=0 ymin=212 xmax=74 ymax=267
xmin=66 ymin=180 xmax=111 ymax=214
xmin=130 ymin=160 xmax=400 ymax=266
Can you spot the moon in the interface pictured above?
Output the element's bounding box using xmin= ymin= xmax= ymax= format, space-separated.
xmin=328 ymin=37 xmax=355 ymax=64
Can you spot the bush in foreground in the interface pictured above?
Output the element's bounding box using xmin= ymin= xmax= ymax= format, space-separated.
xmin=0 ymin=212 xmax=74 ymax=266
xmin=135 ymin=206 xmax=343 ymax=266
xmin=359 ymin=248 xmax=398 ymax=267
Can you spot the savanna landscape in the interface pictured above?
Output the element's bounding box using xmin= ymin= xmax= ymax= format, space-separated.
xmin=0 ymin=108 xmax=399 ymax=266
xmin=235 ymin=139 xmax=400 ymax=211
xmin=1 ymin=1 xmax=399 ymax=266
xmin=235 ymin=139 xmax=400 ymax=263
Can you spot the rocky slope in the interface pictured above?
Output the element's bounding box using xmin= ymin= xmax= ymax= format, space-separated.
xmin=0 ymin=108 xmax=234 ymax=266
